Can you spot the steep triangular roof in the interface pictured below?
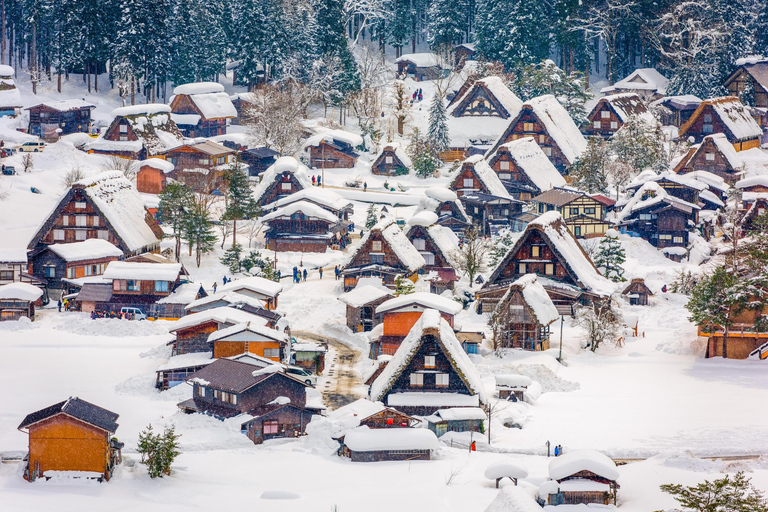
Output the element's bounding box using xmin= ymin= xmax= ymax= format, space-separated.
xmin=679 ymin=96 xmax=762 ymax=142
xmin=252 ymin=156 xmax=312 ymax=205
xmin=492 ymin=137 xmax=567 ymax=192
xmin=448 ymin=76 xmax=523 ymax=119
xmin=372 ymin=142 xmax=412 ymax=170
xmin=342 ymin=218 xmax=426 ymax=273
xmin=369 ymin=309 xmax=486 ymax=404
xmin=450 ymin=155 xmax=514 ymax=199
xmin=591 ymin=93 xmax=656 ymax=125
xmin=495 ymin=274 xmax=559 ymax=326
xmin=405 ymin=215 xmax=461 ymax=269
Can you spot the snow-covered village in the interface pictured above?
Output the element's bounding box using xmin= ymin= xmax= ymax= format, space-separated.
xmin=2 ymin=1 xmax=768 ymax=511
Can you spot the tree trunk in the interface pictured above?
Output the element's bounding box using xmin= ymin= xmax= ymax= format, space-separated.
xmin=722 ymin=324 xmax=729 ymax=359
xmin=57 ymin=73 xmax=61 ymax=93
xmin=131 ymin=76 xmax=135 ymax=106
xmin=30 ymin=23 xmax=37 ymax=95
xmin=1 ymin=0 xmax=5 ymax=65
xmin=175 ymin=235 xmax=181 ymax=263
xmin=232 ymin=218 xmax=237 ymax=247
xmin=94 ymin=64 xmax=98 ymax=93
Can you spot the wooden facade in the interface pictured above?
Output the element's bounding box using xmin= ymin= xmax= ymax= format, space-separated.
xmin=674 ymin=135 xmax=744 ymax=184
xmin=724 ymin=61 xmax=768 ymax=109
xmin=342 ymin=291 xmax=393 ymax=333
xmin=396 ymin=56 xmax=441 ymax=81
xmin=255 ymin=170 xmax=308 ymax=207
xmin=405 ymin=224 xmax=453 ymax=270
xmin=242 ymin=147 xmax=280 ymax=177
xmin=531 ymin=189 xmax=611 ymax=239
xmin=169 ymin=93 xmax=230 ymax=137
xmin=583 ymin=93 xmax=650 ymax=139
xmin=492 ymin=282 xmax=556 ymax=351
xmin=136 ymin=164 xmax=168 ymax=195
xmin=241 ymin=404 xmax=315 ymax=444
xmin=210 ymin=326 xmax=285 ymax=362
xmin=31 ymin=250 xmax=118 ymax=293
xmin=163 ymin=141 xmax=234 ymax=192
xmin=371 ymin=145 xmax=410 ymax=176
xmin=308 ymin=140 xmax=358 ymax=169
xmin=263 ymin=216 xmax=337 ymax=253
xmin=26 ymin=101 xmax=94 ymax=140
xmin=678 ymin=97 xmax=762 ymax=149
xmin=544 ymin=469 xmax=619 ymax=507
xmin=622 ymin=278 xmax=652 ymax=306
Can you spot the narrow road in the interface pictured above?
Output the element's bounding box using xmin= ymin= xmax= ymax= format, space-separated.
xmin=292 ymin=331 xmax=363 ymax=410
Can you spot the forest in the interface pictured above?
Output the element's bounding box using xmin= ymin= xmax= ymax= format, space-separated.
xmin=1 ymin=0 xmax=767 ymax=102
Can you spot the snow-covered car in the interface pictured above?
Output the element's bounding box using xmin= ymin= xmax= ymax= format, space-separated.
xmin=286 ymin=365 xmax=317 ymax=386
xmin=17 ymin=141 xmax=46 ymax=152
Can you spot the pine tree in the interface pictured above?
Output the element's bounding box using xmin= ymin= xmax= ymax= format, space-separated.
xmin=158 ymin=183 xmax=194 ymax=262
xmin=610 ymin=115 xmax=664 ymax=174
xmin=365 ymin=204 xmax=379 ymax=229
xmin=510 ymin=61 xmax=592 ymax=126
xmin=570 ymin=137 xmax=610 ymax=194
xmin=182 ymin=198 xmax=217 ymax=267
xmin=428 ymin=93 xmax=450 ymax=155
xmin=489 ymin=230 xmax=518 ymax=267
xmin=476 ymin=0 xmax=553 ymax=69
xmin=427 ymin=0 xmax=467 ymax=50
xmin=594 ymin=232 xmax=626 ymax=282
xmin=313 ymin=0 xmax=360 ymax=100
xmin=407 ymin=128 xmax=440 ymax=179
xmin=661 ymin=472 xmax=768 ymax=512
xmin=222 ymin=160 xmax=259 ymax=248
xmin=220 ymin=244 xmax=243 ymax=274
xmin=394 ymin=275 xmax=415 ymax=296
xmin=137 ymin=424 xmax=181 ymax=478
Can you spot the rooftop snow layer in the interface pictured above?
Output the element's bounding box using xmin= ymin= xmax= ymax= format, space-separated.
xmin=207 ymin=320 xmax=287 ymax=343
xmin=448 ymin=76 xmax=523 ymax=119
xmin=137 ymin=158 xmax=175 ymax=172
xmin=218 ymin=275 xmax=283 ymax=298
xmin=338 ymin=285 xmax=393 ymax=308
xmin=169 ymin=306 xmax=268 ymax=333
xmin=102 ymin=261 xmax=181 ymax=281
xmin=266 ymin=188 xmax=352 ymax=213
xmin=407 ymin=211 xmax=439 ymax=227
xmin=343 ymin=218 xmax=426 ymax=273
xmin=343 ymin=426 xmax=439 ymax=451
xmin=375 ymin=292 xmax=462 ymax=315
xmin=548 ymin=449 xmax=619 ymax=481
xmin=602 ymin=68 xmax=668 ymax=94
xmin=185 ymin=291 xmax=266 ymax=311
xmin=156 ymin=282 xmax=204 ymax=304
xmin=709 ymin=98 xmax=762 ymax=141
xmin=304 ymin=129 xmax=364 ymax=149
xmin=0 ymin=282 xmax=43 ymax=301
xmin=495 ymin=374 xmax=533 ymax=388
xmin=48 ymin=239 xmax=123 ymax=262
xmin=459 ymin=155 xmax=514 ymax=199
xmin=425 ymin=187 xmax=457 ymax=202
xmin=395 ymin=52 xmax=440 ymax=68
xmin=252 ymin=157 xmax=312 ymax=204
xmin=260 ymin=200 xmax=340 ymax=224
xmin=498 ymin=137 xmax=566 ymax=192
xmin=523 ymin=95 xmax=587 ymax=165
xmin=433 ymin=407 xmax=486 ymax=421
xmin=484 ymin=461 xmax=529 ymax=481
xmin=112 ymin=104 xmax=171 ymax=118
xmin=172 ymin=82 xmax=226 ymax=95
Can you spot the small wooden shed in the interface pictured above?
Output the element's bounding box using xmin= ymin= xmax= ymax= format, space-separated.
xmin=621 ymin=278 xmax=653 ymax=306
xmin=371 ymin=143 xmax=412 ymax=176
xmin=340 ymin=427 xmax=439 ymax=462
xmin=135 ymin=158 xmax=175 ymax=195
xmin=0 ymin=282 xmax=43 ymax=321
xmin=338 ymin=282 xmax=394 ymax=333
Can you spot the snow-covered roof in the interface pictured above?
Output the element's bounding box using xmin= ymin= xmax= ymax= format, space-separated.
xmin=627 ymin=170 xmax=706 ymax=192
xmin=497 ymin=137 xmax=567 ymax=192
xmin=601 ymin=68 xmax=668 ymax=95
xmin=260 ymin=200 xmax=340 ymax=224
xmin=484 ymin=461 xmax=529 ymax=481
xmin=495 ymin=374 xmax=533 ymax=388
xmin=112 ymin=104 xmax=171 ymax=118
xmin=600 ymin=93 xmax=656 ymax=125
xmin=326 ymin=399 xmax=387 ymax=425
xmin=137 ymin=158 xmax=175 ymax=173
xmin=548 ymin=449 xmax=619 ymax=481
xmin=0 ymin=85 xmax=21 ymax=107
xmin=407 ymin=211 xmax=439 ymax=227
xmin=425 ymin=187 xmax=457 ymax=202
xmin=448 ymin=76 xmax=523 ymax=119
xmin=0 ymin=64 xmax=14 ymax=76
xmin=523 ymin=95 xmax=587 ymax=165
xmin=173 ymin=82 xmax=225 ymax=95
xmin=338 ymin=285 xmax=393 ymax=308
xmin=252 ymin=156 xmax=312 ymax=204
xmin=102 ymin=261 xmax=181 ymax=281
xmin=170 ymin=306 xmax=268 ymax=333
xmin=484 ymin=486 xmax=541 ymax=512
xmin=736 ymin=175 xmax=768 ymax=190
xmin=432 ymin=407 xmax=486 ymax=421
xmin=156 ymin=352 xmax=214 ymax=372
xmin=265 ymin=188 xmax=352 ymax=213
xmin=395 ymin=53 xmax=440 ymax=68
xmin=616 ymin=181 xmax=699 ymax=223
xmin=47 ymin=239 xmax=122 ymax=262
xmin=218 ymin=275 xmax=283 ymax=299
xmin=0 ymin=282 xmax=42 ymax=301
xmin=454 ymin=155 xmax=513 ymax=199
xmin=426 ymin=224 xmax=461 ymax=268
xmin=156 ymin=282 xmax=203 ymax=304
xmin=28 ymin=99 xmax=95 ymax=112
xmin=685 ymin=170 xmax=730 ymax=193
xmin=375 ymin=292 xmax=462 ymax=316
xmin=304 ymin=129 xmax=364 ymax=149
xmin=185 ymin=291 xmax=265 ymax=311
xmin=370 ymin=309 xmax=486 ymax=404
xmin=0 ymin=248 xmax=27 ymax=263
xmin=500 ymin=274 xmax=559 ymax=326
xmin=386 ymin=392 xmax=480 ymax=407
xmin=71 ymin=171 xmax=160 ymax=253
xmin=171 ymin=82 xmax=236 ymax=120
xmin=343 ymin=218 xmax=426 ymax=273
xmin=376 ymin=142 xmax=413 ymax=169
xmin=343 ymin=426 xmax=439 ymax=452
xmin=207 ymin=320 xmax=287 ymax=343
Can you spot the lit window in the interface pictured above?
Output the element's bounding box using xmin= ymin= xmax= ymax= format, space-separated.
xmin=198 ymin=386 xmax=205 ymax=397
xmin=424 ymin=355 xmax=435 ymax=368
xmin=371 ymin=241 xmax=382 ymax=252
xmin=538 ymin=135 xmax=546 ymax=144
xmin=543 ymin=147 xmax=552 ymax=156
xmin=546 ymin=263 xmax=554 ymax=275
xmin=532 ymin=246 xmax=540 ymax=257
xmin=410 ymin=373 xmax=423 ymax=387
xmin=436 ymin=373 xmax=449 ymax=387
xmin=523 ymin=122 xmax=534 ymax=131
xmin=518 ymin=263 xmax=526 ymax=274
xmin=264 ymin=421 xmax=279 ymax=434
xmin=659 ymin=234 xmax=672 ymax=240
xmin=673 ymin=236 xmax=684 ymax=244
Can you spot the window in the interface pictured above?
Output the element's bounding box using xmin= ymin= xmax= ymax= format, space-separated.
xmin=593 ymin=121 xmax=601 ymax=129
xmin=704 ymin=114 xmax=712 ymax=122
xmin=231 ymin=394 xmax=238 ymax=405
xmin=574 ymin=226 xmax=581 ymax=237
xmin=281 ymin=183 xmax=292 ymax=191
xmin=703 ymin=123 xmax=713 ymax=134
xmin=499 ymin=161 xmax=510 ymax=170
xmin=199 ymin=158 xmax=209 ymax=165
xmin=62 ymin=215 xmax=70 ymax=226
xmin=264 ymin=421 xmax=279 ymax=434
xmin=75 ymin=202 xmax=86 ymax=209
xmin=119 ymin=136 xmax=128 ymax=142
xmin=673 ymin=236 xmax=684 ymax=244
xmin=155 ymin=281 xmax=169 ymax=293
xmin=369 ymin=254 xmax=384 ymax=264
xmin=538 ymin=135 xmax=546 ymax=144
xmin=518 ymin=263 xmax=526 ymax=274
xmin=75 ymin=215 xmax=87 ymax=227
xmin=545 ymin=263 xmax=555 ymax=275
xmin=263 ymin=348 xmax=280 ymax=359
xmin=371 ymin=241 xmax=382 ymax=252
xmin=67 ymin=267 xmax=76 ymax=279
xmin=585 ymin=207 xmax=596 ymax=216
xmin=523 ymin=122 xmax=534 ymax=131
xmin=659 ymin=234 xmax=672 ymax=240
xmin=463 ymin=178 xmax=474 ymax=188
xmin=543 ymin=147 xmax=552 ymax=156
xmin=216 ymin=156 xmax=225 ymax=165
xmin=127 ymin=279 xmax=140 ymax=291
xmin=410 ymin=373 xmax=423 ymax=387
xmin=45 ymin=266 xmax=55 ymax=278
xmin=424 ymin=355 xmax=435 ymax=368
xmin=119 ymin=124 xmax=128 ymax=133
xmin=705 ymin=152 xmax=715 ymax=161
xmin=499 ymin=173 xmax=511 ymax=181
xmin=0 ymin=270 xmax=13 ymax=281
xmin=93 ymin=216 xmax=99 ymax=227
xmin=385 ymin=156 xmax=393 ymax=164
xmin=198 ymin=386 xmax=205 ymax=397
xmin=570 ymin=207 xmax=580 ymax=216
xmin=413 ymin=238 xmax=426 ymax=251
xmin=610 ymin=121 xmax=618 ymax=130
xmin=532 ymin=246 xmax=540 ymax=257
xmin=422 ymin=252 xmax=435 ymax=265
xmin=213 ymin=390 xmax=221 ymax=399
xmin=601 ymin=110 xmax=610 ymax=119
xmin=97 ymin=230 xmax=109 ymax=240
xmin=75 ymin=230 xmax=87 ymax=241
xmin=53 ymin=229 xmax=65 ymax=241
xmin=436 ymin=373 xmax=449 ymax=387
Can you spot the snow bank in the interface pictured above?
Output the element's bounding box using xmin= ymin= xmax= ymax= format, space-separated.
xmin=484 ymin=461 xmax=529 ymax=480
xmin=112 ymin=104 xmax=171 ymax=118
xmin=260 ymin=490 xmax=301 ymax=500
xmin=375 ymin=292 xmax=463 ymax=316
xmin=173 ymin=82 xmax=225 ymax=95
xmin=343 ymin=426 xmax=439 ymax=452
xmin=483 ymin=486 xmax=541 ymax=512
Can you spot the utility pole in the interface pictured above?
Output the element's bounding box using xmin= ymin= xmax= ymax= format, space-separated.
xmin=558 ymin=315 xmax=564 ymax=362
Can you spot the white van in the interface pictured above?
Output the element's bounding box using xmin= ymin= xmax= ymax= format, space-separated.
xmin=285 ymin=366 xmax=317 ymax=386
xmin=17 ymin=141 xmax=46 ymax=152
xmin=120 ymin=307 xmax=147 ymax=320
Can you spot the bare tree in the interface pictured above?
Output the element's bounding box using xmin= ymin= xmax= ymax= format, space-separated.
xmin=101 ymin=156 xmax=135 ymax=180
xmin=453 ymin=226 xmax=489 ymax=283
xmin=573 ymin=300 xmax=623 ymax=352
xmin=243 ymin=85 xmax=305 ymax=156
xmin=343 ymin=0 xmax=386 ymax=46
xmin=388 ymin=80 xmax=412 ymax=136
xmin=21 ymin=153 xmax=34 ymax=173
xmin=61 ymin=166 xmax=86 ymax=188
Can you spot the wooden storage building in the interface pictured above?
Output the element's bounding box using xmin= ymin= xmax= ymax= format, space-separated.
xmin=453 ymin=43 xmax=476 ymax=69
xmin=18 ymin=397 xmax=122 ymax=482
xmin=678 ymin=96 xmax=762 ymax=150
xmin=252 ymin=156 xmax=312 ymax=207
xmin=371 ymin=143 xmax=411 ymax=176
xmin=621 ymin=278 xmax=652 ymax=306
xmin=26 ymin=100 xmax=95 ymax=140
xmin=540 ymin=450 xmax=619 ymax=507
xmin=495 ymin=374 xmax=532 ymax=401
xmin=599 ymin=67 xmax=668 ymax=100
xmin=169 ymin=82 xmax=237 ymax=137
xmin=304 ymin=129 xmax=363 ymax=169
xmin=261 ymin=200 xmax=345 ymax=253
xmin=185 ymin=291 xmax=281 ymax=326
xmin=674 ymin=133 xmax=751 ymax=184
xmin=652 ymin=95 xmax=701 ymax=128
xmin=395 ymin=53 xmax=442 ymax=81
xmin=208 ymin=320 xmax=287 ymax=361
xmin=216 ymin=275 xmax=283 ymax=310
xmin=724 ymin=58 xmax=768 ymax=109
xmin=168 ymin=306 xmax=267 ymax=355
xmin=162 ymin=140 xmax=235 ymax=192
xmin=426 ymin=407 xmax=486 ymax=437
xmin=491 ymin=274 xmax=559 ymax=351
xmin=339 ymin=427 xmax=439 ymax=462
xmin=136 ymin=158 xmax=175 ymax=195
xmin=242 ymin=146 xmax=280 ymax=177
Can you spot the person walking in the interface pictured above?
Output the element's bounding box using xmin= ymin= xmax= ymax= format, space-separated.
xmin=319 ymin=267 xmax=323 ymax=279
xmin=303 ymin=268 xmax=308 ymax=282
xmin=212 ymin=282 xmax=218 ymax=293
xmin=317 ymin=175 xmax=321 ymax=187
xmin=57 ymin=299 xmax=62 ymax=312
xmin=334 ymin=265 xmax=340 ymax=280
xmin=312 ymin=175 xmax=316 ymax=186
xmin=363 ymin=182 xmax=367 ymax=192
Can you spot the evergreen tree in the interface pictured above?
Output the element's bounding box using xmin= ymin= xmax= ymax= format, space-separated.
xmin=427 ymin=0 xmax=467 ymax=50
xmin=158 ymin=183 xmax=194 ymax=262
xmin=365 ymin=204 xmax=379 ymax=229
xmin=594 ymin=231 xmax=626 ymax=282
xmin=476 ymin=0 xmax=553 ymax=69
xmin=609 ymin=115 xmax=664 ymax=174
xmin=182 ymin=198 xmax=217 ymax=267
xmin=137 ymin=424 xmax=181 ymax=478
xmin=660 ymin=472 xmax=768 ymax=512
xmin=222 ymin=160 xmax=259 ymax=248
xmin=407 ymin=128 xmax=440 ymax=179
xmin=510 ymin=61 xmax=592 ymax=126
xmin=313 ymin=0 xmax=360 ymax=100
xmin=221 ymin=244 xmax=243 ymax=274
xmin=570 ymin=137 xmax=610 ymax=194
xmin=427 ymin=93 xmax=450 ymax=154
xmin=394 ymin=274 xmax=415 ymax=296
xmin=489 ymin=230 xmax=517 ymax=267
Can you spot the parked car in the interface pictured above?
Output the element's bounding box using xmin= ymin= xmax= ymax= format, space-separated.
xmin=17 ymin=141 xmax=46 ymax=152
xmin=120 ymin=307 xmax=147 ymax=320
xmin=1 ymin=147 xmax=16 ymax=157
xmin=2 ymin=166 xmax=16 ymax=175
xmin=286 ymin=365 xmax=317 ymax=387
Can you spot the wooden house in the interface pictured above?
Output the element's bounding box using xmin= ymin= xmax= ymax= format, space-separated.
xmin=583 ymin=93 xmax=655 ymax=138
xmin=487 ymin=137 xmax=567 ymax=201
xmin=18 ymin=397 xmax=122 ymax=482
xmin=242 ymin=146 xmax=280 ymax=177
xmin=26 ymin=100 xmax=95 ymax=140
xmin=169 ymin=306 xmax=271 ymax=355
xmin=530 ymin=188 xmax=611 ymax=238
xmin=252 ymin=156 xmax=312 ymax=207
xmin=33 ymin=239 xmax=122 ymax=293
xmin=135 ymin=158 xmax=175 ymax=195
xmin=417 ymin=187 xmax=471 ymax=234
xmin=178 ymin=358 xmax=315 ymax=444
xmin=327 ymin=398 xmax=418 ymax=429
xmin=615 ymin=181 xmax=699 ymax=250
xmin=304 ymin=129 xmax=363 ymax=169
xmin=699 ymin=299 xmax=768 ymax=359
xmin=85 ymin=104 xmax=183 ymax=160
xmin=229 ymin=92 xmax=257 ymax=125
xmin=162 ymin=140 xmax=235 ymax=192
xmin=652 ymin=95 xmax=701 ymax=128
xmin=495 ymin=374 xmax=532 ymax=402
xmin=264 ymin=188 xmax=353 ymax=227
xmin=724 ymin=57 xmax=768 ymax=110
xmin=491 ymin=274 xmax=559 ymax=351
xmin=290 ymin=341 xmax=327 ymax=374
xmin=208 ymin=320 xmax=287 ymax=361
xmin=444 ymin=76 xmax=523 ymax=160
xmin=371 ymin=143 xmax=412 ymax=176
xmin=674 ymin=133 xmax=751 ymax=184
xmin=476 ymin=212 xmax=614 ymax=314
xmin=426 ymin=407 xmax=486 ymax=437
xmin=28 ymin=172 xmax=162 ymax=288
xmin=340 ymin=218 xmax=425 ymax=291
xmin=600 ymin=67 xmax=668 ymax=100
xmin=339 ymin=427 xmax=439 ymax=462
xmin=678 ymin=96 xmax=762 ymax=150
xmin=338 ymin=282 xmax=394 ymax=333
xmin=405 ymin=212 xmax=460 ymax=270
xmin=395 ymin=53 xmax=443 ymax=81
xmin=151 ymin=282 xmax=207 ymax=320
xmin=625 ymin=172 xmax=705 ymax=206
xmin=449 ymin=155 xmax=524 ymax=235
xmin=0 ymin=248 xmax=29 ymax=286
xmin=0 ymin=282 xmax=43 ymax=321
xmin=76 ymin=261 xmax=185 ymax=314
xmin=369 ymin=309 xmax=487 ymax=415
xmin=154 ymin=350 xmax=274 ymax=390
xmin=371 ymin=292 xmax=463 ymax=358
xmin=622 ymin=278 xmax=652 ymax=306
xmin=0 ymin=64 xmax=21 ymax=117
xmin=185 ymin=291 xmax=281 ymax=326
xmin=486 ymin=94 xmax=587 ymax=174
xmin=261 ymin=200 xmax=345 ymax=253
xmin=217 ymin=275 xmax=283 ymax=310
xmin=539 ymin=450 xmax=619 ymax=507
xmin=453 ymin=43 xmax=476 ymax=69
xmin=169 ymin=82 xmax=237 ymax=137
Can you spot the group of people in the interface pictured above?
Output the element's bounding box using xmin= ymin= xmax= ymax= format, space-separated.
xmin=310 ymin=175 xmax=322 ymax=186
xmin=57 ymin=297 xmax=71 ymax=312
xmin=332 ymin=232 xmax=351 ymax=250
xmin=211 ymin=276 xmax=233 ymax=293
xmin=292 ymin=266 xmax=308 ymax=283
xmin=90 ymin=310 xmax=137 ymax=320
xmin=412 ymin=88 xmax=423 ymax=102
